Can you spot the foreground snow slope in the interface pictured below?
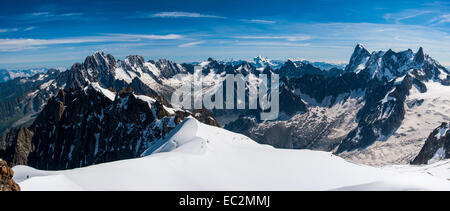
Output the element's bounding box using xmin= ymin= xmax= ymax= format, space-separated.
xmin=13 ymin=117 xmax=450 ymax=191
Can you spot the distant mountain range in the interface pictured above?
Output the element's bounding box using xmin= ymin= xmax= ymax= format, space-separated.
xmin=215 ymin=55 xmax=346 ymax=71
xmin=1 ymin=44 xmax=449 ymax=170
xmin=0 ymin=69 xmax=49 ymax=83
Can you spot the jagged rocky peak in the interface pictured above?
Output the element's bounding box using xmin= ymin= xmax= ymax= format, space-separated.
xmin=412 ymin=122 xmax=450 ymax=165
xmin=345 ymin=44 xmax=371 ymax=72
xmin=205 ymin=57 xmax=222 ymax=68
xmin=86 ymin=51 xmax=116 ymax=68
xmin=236 ymin=61 xmax=256 ymax=75
xmin=380 ymin=48 xmax=414 ymax=77
xmin=253 ymin=55 xmax=271 ymax=67
xmin=355 ymin=43 xmax=370 ymax=54
xmin=252 ymin=55 xmax=286 ymax=69
xmin=343 ymin=44 xmax=449 ymax=83
xmin=330 ymin=46 xmax=450 ymax=159
xmin=125 ymin=55 xmax=146 ymax=67
xmin=276 ymin=59 xmax=326 ymax=78
xmin=414 ymin=47 xmax=425 ymax=64
xmin=155 ymin=58 xmax=175 ymax=67
xmin=384 ymin=48 xmax=414 ymax=61
xmin=282 ymin=59 xmax=298 ymax=69
xmin=67 ymin=51 xmax=118 ymax=84
xmin=153 ymin=58 xmax=185 ymax=78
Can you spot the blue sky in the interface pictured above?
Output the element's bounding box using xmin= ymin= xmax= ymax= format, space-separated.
xmin=1 ymin=0 xmax=450 ymax=69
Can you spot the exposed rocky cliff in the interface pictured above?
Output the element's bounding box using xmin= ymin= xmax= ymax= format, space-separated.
xmin=0 ymin=159 xmax=20 ymax=191
xmin=411 ymin=122 xmax=450 ymax=165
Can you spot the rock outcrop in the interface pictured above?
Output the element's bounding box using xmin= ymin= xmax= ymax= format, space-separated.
xmin=411 ymin=122 xmax=450 ymax=165
xmin=0 ymin=159 xmax=20 ymax=191
xmin=0 ymin=127 xmax=34 ymax=166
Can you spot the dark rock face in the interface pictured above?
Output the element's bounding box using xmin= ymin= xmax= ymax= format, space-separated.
xmin=285 ymin=70 xmax=367 ymax=105
xmin=259 ymin=123 xmax=294 ymax=149
xmin=0 ymin=159 xmax=20 ymax=191
xmin=224 ymin=116 xmax=258 ymax=138
xmin=2 ymin=84 xmax=218 ymax=170
xmin=275 ymin=60 xmax=336 ymax=79
xmin=414 ymin=47 xmax=425 ymax=64
xmin=278 ymin=83 xmax=307 ymax=116
xmin=380 ymin=49 xmax=415 ymax=78
xmin=202 ymin=58 xmax=236 ymax=75
xmin=191 ymin=109 xmax=219 ymax=127
xmin=0 ymin=127 xmax=34 ymax=166
xmin=411 ymin=123 xmax=450 ymax=165
xmin=337 ymin=74 xmax=416 ymax=152
xmin=152 ymin=59 xmax=187 ymax=79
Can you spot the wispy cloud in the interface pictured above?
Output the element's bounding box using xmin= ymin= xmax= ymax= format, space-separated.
xmin=151 ymin=12 xmax=225 ymax=19
xmin=0 ymin=27 xmax=36 ymax=33
xmin=383 ymin=10 xmax=434 ymax=23
xmin=0 ymin=33 xmax=185 ymax=52
xmin=382 ymin=6 xmax=450 ymax=26
xmin=0 ymin=37 xmax=107 ymax=52
xmin=242 ymin=19 xmax=276 ymax=24
xmin=429 ymin=14 xmax=450 ymax=24
xmin=179 ymin=41 xmax=204 ymax=47
xmin=0 ymin=28 xmax=20 ymax=33
xmin=7 ymin=11 xmax=89 ymax=23
xmin=423 ymin=1 xmax=450 ymax=6
xmin=106 ymin=33 xmax=184 ymax=40
xmin=284 ymin=22 xmax=450 ymax=53
xmin=23 ymin=26 xmax=36 ymax=31
xmin=235 ymin=41 xmax=311 ymax=47
xmin=28 ymin=12 xmax=83 ymax=18
xmin=234 ymin=35 xmax=312 ymax=42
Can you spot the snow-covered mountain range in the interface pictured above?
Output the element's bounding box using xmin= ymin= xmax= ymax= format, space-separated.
xmin=227 ymin=44 xmax=450 ymax=165
xmin=0 ymin=69 xmax=48 ymax=83
xmin=219 ymin=55 xmax=345 ymax=71
xmin=0 ymin=53 xmax=340 ymax=134
xmin=1 ymin=44 xmax=450 ymax=171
